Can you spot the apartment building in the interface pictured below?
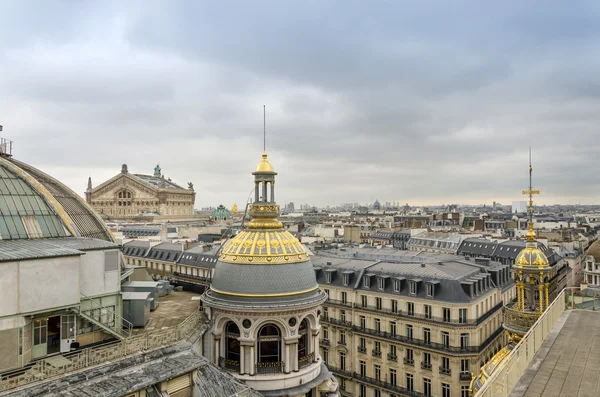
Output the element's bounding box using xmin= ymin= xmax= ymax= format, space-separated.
xmin=313 ymin=252 xmax=514 ymax=397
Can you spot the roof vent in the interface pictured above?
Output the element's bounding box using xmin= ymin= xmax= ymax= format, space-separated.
xmin=327 ymin=261 xmax=332 ymax=266
xmin=421 ymin=263 xmax=426 ymax=267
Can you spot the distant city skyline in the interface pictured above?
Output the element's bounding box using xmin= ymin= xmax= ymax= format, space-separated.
xmin=1 ymin=1 xmax=599 ymax=207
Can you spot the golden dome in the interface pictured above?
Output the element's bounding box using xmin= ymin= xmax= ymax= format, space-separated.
xmin=219 ymin=229 xmax=310 ymax=265
xmin=515 ymin=245 xmax=549 ymax=268
xmin=255 ymin=152 xmax=275 ymax=173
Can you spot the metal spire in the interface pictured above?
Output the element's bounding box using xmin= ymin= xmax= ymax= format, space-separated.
xmin=263 ymin=105 xmax=266 ymax=152
xmin=522 ymin=147 xmax=540 ymax=242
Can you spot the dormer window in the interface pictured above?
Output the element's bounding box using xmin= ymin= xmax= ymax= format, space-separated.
xmin=377 ymin=276 xmax=388 ymax=291
xmin=393 ymin=279 xmax=400 ymax=292
xmin=409 ymin=281 xmax=417 ymax=295
xmin=426 ymin=284 xmax=434 ymax=297
xmin=363 ymin=275 xmax=371 ymax=288
xmin=343 ymin=274 xmax=349 ymax=286
xmin=326 ymin=272 xmax=332 ymax=283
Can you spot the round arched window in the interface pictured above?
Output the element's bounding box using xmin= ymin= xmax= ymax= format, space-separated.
xmin=298 ymin=319 xmax=308 ymax=359
xmin=225 ymin=321 xmax=240 ymax=362
xmin=257 ymin=324 xmax=281 ymax=363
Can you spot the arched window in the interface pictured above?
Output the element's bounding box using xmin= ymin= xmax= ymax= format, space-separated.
xmin=298 ymin=319 xmax=308 ymax=359
xmin=258 ymin=324 xmax=281 ymax=363
xmin=225 ymin=322 xmax=240 ymax=362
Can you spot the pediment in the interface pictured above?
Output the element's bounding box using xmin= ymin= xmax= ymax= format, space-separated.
xmin=91 ymin=173 xmax=159 ymax=198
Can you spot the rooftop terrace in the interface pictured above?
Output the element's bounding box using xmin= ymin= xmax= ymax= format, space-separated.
xmin=476 ymin=288 xmax=600 ymax=397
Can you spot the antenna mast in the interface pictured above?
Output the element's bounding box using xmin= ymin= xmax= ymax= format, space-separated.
xmin=263 ymin=105 xmax=266 ymax=152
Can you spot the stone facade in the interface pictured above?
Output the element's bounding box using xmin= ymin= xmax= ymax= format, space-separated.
xmin=86 ymin=164 xmax=195 ymax=218
xmin=318 ymin=274 xmax=512 ymax=397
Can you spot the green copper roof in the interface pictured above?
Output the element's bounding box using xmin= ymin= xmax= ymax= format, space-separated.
xmin=0 ymin=163 xmax=69 ymax=239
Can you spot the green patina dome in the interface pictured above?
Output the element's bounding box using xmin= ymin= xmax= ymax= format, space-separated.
xmin=211 ymin=204 xmax=232 ymax=221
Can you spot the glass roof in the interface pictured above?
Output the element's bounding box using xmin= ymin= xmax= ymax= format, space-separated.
xmin=0 ymin=164 xmax=69 ymax=240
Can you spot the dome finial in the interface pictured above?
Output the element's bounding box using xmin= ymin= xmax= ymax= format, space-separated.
xmin=522 ymin=147 xmax=540 ymax=243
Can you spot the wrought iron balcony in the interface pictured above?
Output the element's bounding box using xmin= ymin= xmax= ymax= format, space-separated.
xmin=387 ymin=353 xmax=397 ymax=362
xmin=298 ymin=352 xmax=315 ymax=369
xmin=320 ymin=316 xmax=353 ymax=328
xmin=358 ymin=346 xmax=367 ymax=353
xmin=372 ymin=349 xmax=382 ymax=358
xmin=345 ymin=301 xmax=504 ymax=327
xmin=404 ymin=357 xmax=414 ymax=366
xmin=351 ymin=372 xmax=426 ymax=397
xmin=320 ymin=338 xmax=330 ymax=346
xmin=256 ymin=361 xmax=284 ymax=374
xmin=503 ymin=305 xmax=541 ymax=336
xmin=219 ymin=357 xmax=240 ymax=372
xmin=421 ymin=362 xmax=432 ymax=371
xmin=352 ymin=324 xmax=504 ymax=355
xmin=460 ymin=371 xmax=473 ymax=381
xmin=439 ymin=366 xmax=451 ymax=376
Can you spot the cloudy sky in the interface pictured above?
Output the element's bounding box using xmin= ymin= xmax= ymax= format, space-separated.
xmin=0 ymin=1 xmax=599 ymax=208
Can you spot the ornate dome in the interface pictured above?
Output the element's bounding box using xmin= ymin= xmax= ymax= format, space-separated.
xmin=515 ymin=244 xmax=550 ymax=268
xmin=254 ymin=152 xmax=274 ymax=173
xmin=203 ymin=152 xmax=325 ymax=307
xmin=587 ymin=240 xmax=600 ymax=263
xmin=0 ymin=155 xmax=114 ymax=242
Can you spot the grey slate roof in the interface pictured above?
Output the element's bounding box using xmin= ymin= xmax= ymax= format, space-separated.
xmin=122 ymin=240 xmax=151 ymax=257
xmin=313 ymin=249 xmax=511 ymax=303
xmin=211 ymin=260 xmax=320 ymax=297
xmin=0 ymin=237 xmax=118 ymax=262
xmin=178 ymin=245 xmax=219 ymax=268
xmin=122 ymin=226 xmax=161 ymax=238
xmin=458 ymin=237 xmax=560 ymax=265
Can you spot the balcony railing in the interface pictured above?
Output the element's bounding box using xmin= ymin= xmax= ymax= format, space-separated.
xmin=255 ymin=361 xmax=284 ymax=375
xmin=357 ymin=346 xmax=367 ymax=353
xmin=321 ymin=316 xmax=353 ymax=328
xmin=328 ymin=365 xmax=354 ymax=379
xmin=352 ymin=324 xmax=504 ymax=355
xmin=404 ymin=357 xmax=414 ymax=366
xmin=387 ymin=353 xmax=397 ymax=362
xmin=372 ymin=349 xmax=381 ymax=358
xmin=503 ymin=305 xmax=541 ymax=335
xmin=352 ymin=372 xmax=425 ymax=397
xmin=475 ymin=287 xmax=581 ymax=397
xmin=326 ymin=298 xmax=353 ymax=308
xmin=219 ymin=357 xmax=240 ymax=372
xmin=460 ymin=371 xmax=472 ymax=381
xmin=0 ymin=310 xmax=205 ymax=393
xmin=327 ymin=301 xmax=504 ymax=327
xmin=439 ymin=366 xmax=451 ymax=376
xmin=421 ymin=362 xmax=432 ymax=371
xmin=320 ymin=338 xmax=330 ymax=346
xmin=298 ymin=352 xmax=315 ymax=369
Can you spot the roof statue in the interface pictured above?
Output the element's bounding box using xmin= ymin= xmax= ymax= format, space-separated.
xmin=231 ymin=202 xmax=238 ymax=213
xmin=121 ymin=164 xmax=128 ymax=174
xmin=470 ymin=149 xmax=552 ymax=396
xmin=87 ymin=176 xmax=92 ymax=190
xmin=153 ymin=164 xmax=161 ymax=177
xmin=188 ymin=182 xmax=194 ymax=190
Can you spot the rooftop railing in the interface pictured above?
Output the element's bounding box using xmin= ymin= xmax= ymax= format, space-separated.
xmin=475 ymin=287 xmax=599 ymax=397
xmin=0 ymin=309 xmax=204 ymax=392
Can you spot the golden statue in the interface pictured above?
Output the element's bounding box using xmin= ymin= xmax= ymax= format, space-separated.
xmin=232 ymin=203 xmax=238 ymax=213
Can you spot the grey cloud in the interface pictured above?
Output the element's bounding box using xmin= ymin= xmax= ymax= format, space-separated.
xmin=0 ymin=1 xmax=599 ymax=206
